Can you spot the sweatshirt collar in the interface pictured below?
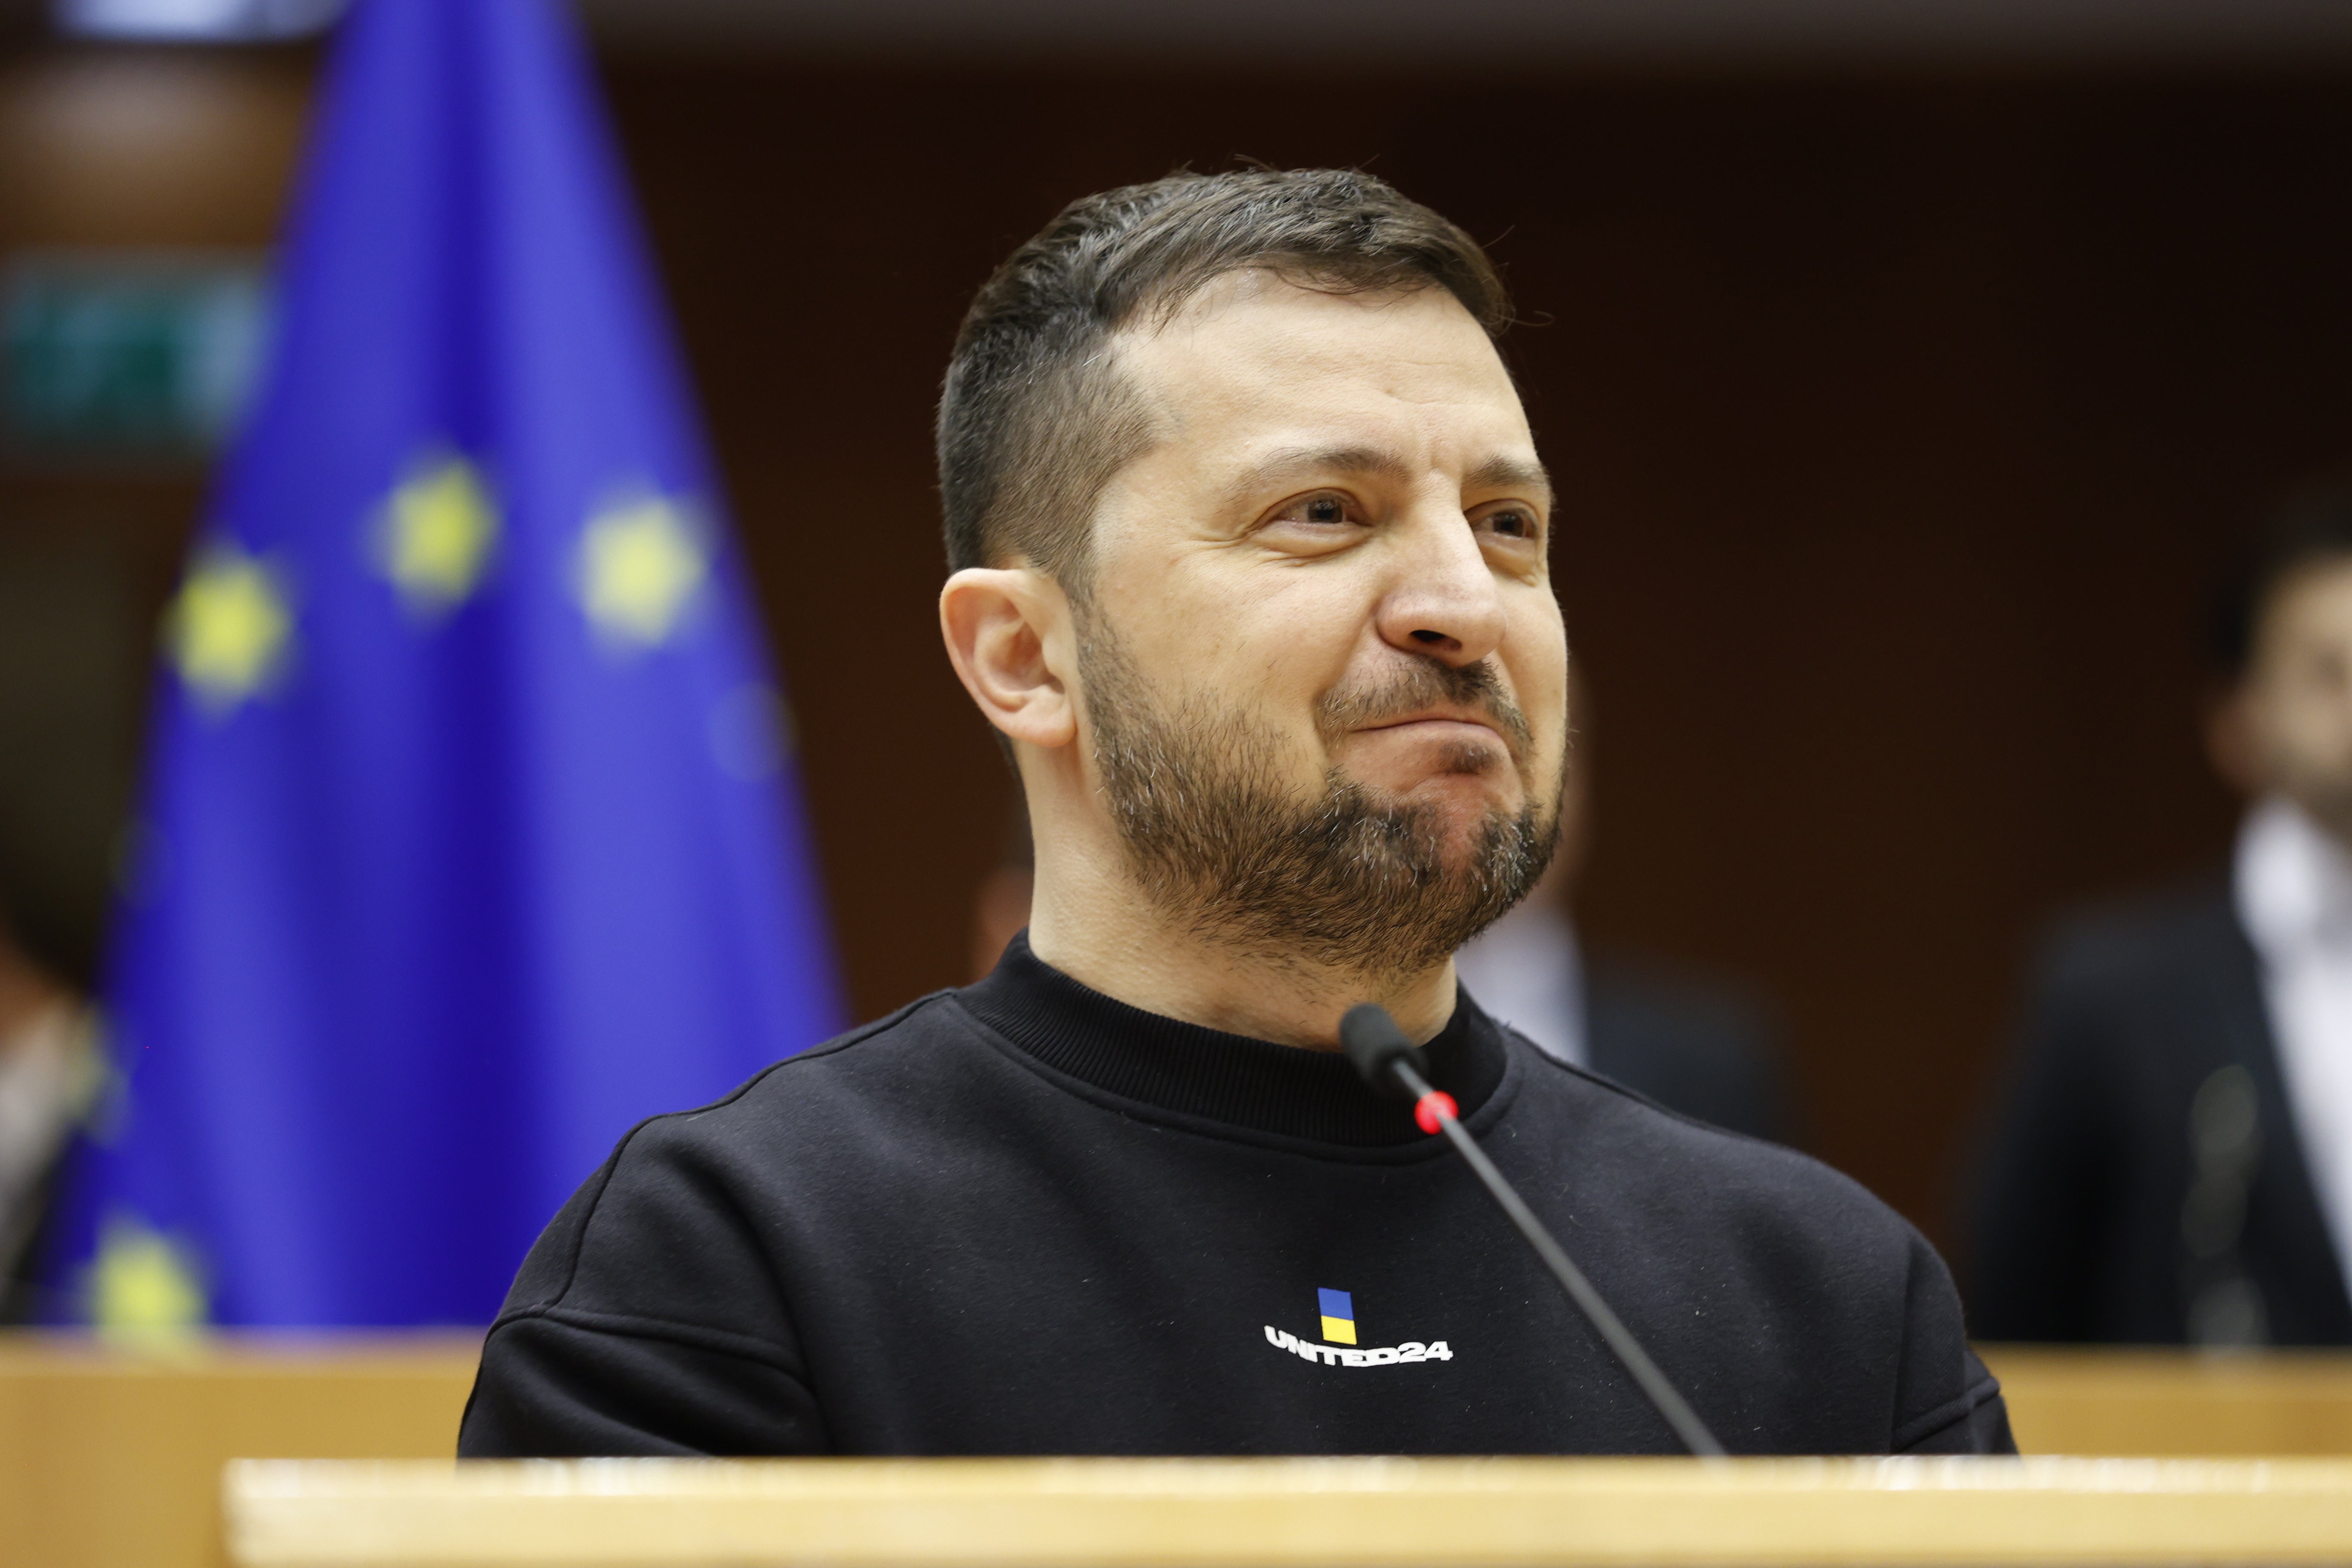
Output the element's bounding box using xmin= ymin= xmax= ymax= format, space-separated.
xmin=956 ymin=931 xmax=1510 ymax=1147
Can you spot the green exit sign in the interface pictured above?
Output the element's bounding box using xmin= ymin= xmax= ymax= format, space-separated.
xmin=3 ymin=251 xmax=270 ymax=460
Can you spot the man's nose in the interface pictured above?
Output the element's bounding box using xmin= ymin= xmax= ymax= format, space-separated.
xmin=1373 ymin=505 xmax=1506 ymax=668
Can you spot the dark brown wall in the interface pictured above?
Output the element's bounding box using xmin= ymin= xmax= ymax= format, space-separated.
xmin=603 ymin=62 xmax=2352 ymax=1252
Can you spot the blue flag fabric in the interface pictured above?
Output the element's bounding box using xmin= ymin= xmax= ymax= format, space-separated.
xmin=52 ymin=0 xmax=842 ymax=1327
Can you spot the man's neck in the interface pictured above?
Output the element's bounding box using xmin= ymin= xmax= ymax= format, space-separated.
xmin=1023 ymin=846 xmax=1458 ymax=1051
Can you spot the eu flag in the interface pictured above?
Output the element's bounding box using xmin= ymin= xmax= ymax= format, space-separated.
xmin=51 ymin=0 xmax=842 ymax=1327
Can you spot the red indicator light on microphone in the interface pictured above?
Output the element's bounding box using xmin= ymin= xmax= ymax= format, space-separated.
xmin=1413 ymin=1090 xmax=1458 ymax=1134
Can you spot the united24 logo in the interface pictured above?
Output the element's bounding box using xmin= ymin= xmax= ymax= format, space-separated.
xmin=1263 ymin=1288 xmax=1453 ymax=1368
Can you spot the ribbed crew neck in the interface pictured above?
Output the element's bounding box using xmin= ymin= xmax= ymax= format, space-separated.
xmin=956 ymin=932 xmax=1510 ymax=1147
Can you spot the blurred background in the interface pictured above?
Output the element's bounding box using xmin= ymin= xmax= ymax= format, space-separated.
xmin=7 ymin=0 xmax=2352 ymax=1268
xmin=19 ymin=5 xmax=2352 ymax=1561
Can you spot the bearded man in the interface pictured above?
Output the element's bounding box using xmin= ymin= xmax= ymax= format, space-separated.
xmin=459 ymin=169 xmax=2012 ymax=1457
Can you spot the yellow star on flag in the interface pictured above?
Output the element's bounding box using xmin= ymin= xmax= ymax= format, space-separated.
xmin=89 ymin=1213 xmax=207 ymax=1348
xmin=377 ymin=454 xmax=498 ymax=616
xmin=165 ymin=542 xmax=291 ymax=716
xmin=576 ymin=493 xmax=707 ymax=649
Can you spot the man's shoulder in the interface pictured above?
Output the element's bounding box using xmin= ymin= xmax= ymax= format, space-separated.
xmin=489 ymin=990 xmax=1001 ymax=1326
xmin=1507 ymin=1032 xmax=1975 ymax=1415
xmin=1507 ymin=1033 xmax=1906 ymax=1250
xmin=624 ymin=989 xmax=990 ymax=1154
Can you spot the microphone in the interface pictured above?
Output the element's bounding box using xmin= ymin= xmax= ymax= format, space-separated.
xmin=1340 ymin=1002 xmax=1727 ymax=1458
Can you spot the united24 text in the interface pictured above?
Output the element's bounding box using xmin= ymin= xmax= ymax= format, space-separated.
xmin=1263 ymin=1327 xmax=1455 ymax=1367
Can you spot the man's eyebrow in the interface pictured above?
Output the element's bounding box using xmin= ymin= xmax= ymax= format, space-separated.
xmin=1467 ymin=455 xmax=1554 ymax=502
xmin=1224 ymin=445 xmax=1555 ymax=508
xmin=1225 ymin=444 xmax=1416 ymax=504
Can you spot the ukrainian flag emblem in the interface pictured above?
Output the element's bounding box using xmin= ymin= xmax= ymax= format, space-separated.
xmin=1319 ymin=1287 xmax=1357 ymax=1345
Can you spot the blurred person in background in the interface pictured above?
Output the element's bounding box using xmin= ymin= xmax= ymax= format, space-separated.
xmin=0 ymin=888 xmax=99 ymax=1322
xmin=1454 ymin=671 xmax=1793 ymax=1144
xmin=1972 ymin=489 xmax=2352 ymax=1346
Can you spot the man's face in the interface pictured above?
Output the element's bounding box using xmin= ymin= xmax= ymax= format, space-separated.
xmin=1071 ymin=272 xmax=1569 ymax=972
xmin=2244 ymin=557 xmax=2352 ymax=840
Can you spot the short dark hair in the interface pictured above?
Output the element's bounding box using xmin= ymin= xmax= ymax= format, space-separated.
xmin=936 ymin=168 xmax=1513 ymax=585
xmin=2214 ymin=482 xmax=2352 ymax=678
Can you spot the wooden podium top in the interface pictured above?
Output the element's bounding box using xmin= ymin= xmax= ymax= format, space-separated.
xmin=225 ymin=1455 xmax=2352 ymax=1568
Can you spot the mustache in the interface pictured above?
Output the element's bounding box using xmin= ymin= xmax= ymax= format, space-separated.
xmin=1316 ymin=658 xmax=1534 ymax=758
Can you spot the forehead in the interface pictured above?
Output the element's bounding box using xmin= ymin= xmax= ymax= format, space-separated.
xmin=1111 ymin=272 xmax=1531 ymax=466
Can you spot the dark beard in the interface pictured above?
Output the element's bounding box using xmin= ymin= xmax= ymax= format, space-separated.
xmin=1079 ymin=623 xmax=1559 ymax=980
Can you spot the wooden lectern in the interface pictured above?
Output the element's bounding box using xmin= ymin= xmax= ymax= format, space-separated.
xmin=224 ymin=1455 xmax=2352 ymax=1568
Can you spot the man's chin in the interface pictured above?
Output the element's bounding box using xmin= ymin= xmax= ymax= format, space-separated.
xmin=1346 ymin=786 xmax=1545 ymax=891
xmin=1351 ymin=761 xmax=1522 ymax=813
xmin=1422 ymin=811 xmax=1514 ymax=870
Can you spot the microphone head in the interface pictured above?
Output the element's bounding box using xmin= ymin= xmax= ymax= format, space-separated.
xmin=1340 ymin=1003 xmax=1420 ymax=1099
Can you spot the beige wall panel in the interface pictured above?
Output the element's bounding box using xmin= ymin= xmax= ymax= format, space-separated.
xmin=1984 ymin=1348 xmax=2352 ymax=1456
xmin=0 ymin=1333 xmax=477 ymax=1568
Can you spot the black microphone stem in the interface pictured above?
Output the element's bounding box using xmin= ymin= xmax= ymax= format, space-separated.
xmin=1389 ymin=1057 xmax=1728 ymax=1459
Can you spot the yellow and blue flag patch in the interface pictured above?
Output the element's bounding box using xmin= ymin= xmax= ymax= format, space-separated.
xmin=1319 ymin=1287 xmax=1357 ymax=1345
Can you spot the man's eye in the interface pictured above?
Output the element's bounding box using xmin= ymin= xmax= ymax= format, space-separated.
xmin=1268 ymin=493 xmax=1356 ymax=528
xmin=1483 ymin=508 xmax=1537 ymax=540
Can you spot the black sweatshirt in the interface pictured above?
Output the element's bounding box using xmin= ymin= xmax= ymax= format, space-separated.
xmin=460 ymin=936 xmax=2013 ymax=1456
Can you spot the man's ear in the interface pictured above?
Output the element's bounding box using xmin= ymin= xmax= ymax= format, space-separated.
xmin=940 ymin=567 xmax=1078 ymax=750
